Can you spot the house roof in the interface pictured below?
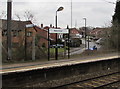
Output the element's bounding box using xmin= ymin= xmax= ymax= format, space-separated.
xmin=90 ymin=27 xmax=110 ymax=35
xmin=1 ymin=19 xmax=32 ymax=31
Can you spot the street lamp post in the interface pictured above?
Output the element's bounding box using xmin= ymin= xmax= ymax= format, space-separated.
xmin=83 ymin=18 xmax=87 ymax=49
xmin=55 ymin=7 xmax=64 ymax=60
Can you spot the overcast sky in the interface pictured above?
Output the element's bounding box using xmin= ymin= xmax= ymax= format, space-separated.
xmin=0 ymin=0 xmax=117 ymax=28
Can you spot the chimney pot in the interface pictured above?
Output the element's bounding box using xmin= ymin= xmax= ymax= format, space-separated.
xmin=50 ymin=24 xmax=52 ymax=28
xmin=41 ymin=24 xmax=43 ymax=28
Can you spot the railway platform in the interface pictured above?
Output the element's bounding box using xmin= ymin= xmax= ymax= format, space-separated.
xmin=1 ymin=52 xmax=120 ymax=88
xmin=1 ymin=52 xmax=119 ymax=74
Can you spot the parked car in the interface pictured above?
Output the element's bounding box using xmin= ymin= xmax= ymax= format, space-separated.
xmin=88 ymin=46 xmax=97 ymax=51
xmin=69 ymin=38 xmax=82 ymax=47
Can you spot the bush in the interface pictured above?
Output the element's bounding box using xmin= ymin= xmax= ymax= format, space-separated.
xmin=42 ymin=43 xmax=46 ymax=48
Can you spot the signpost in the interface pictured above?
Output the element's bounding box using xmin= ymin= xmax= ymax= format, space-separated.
xmin=26 ymin=24 xmax=34 ymax=28
xmin=49 ymin=28 xmax=69 ymax=34
xmin=48 ymin=28 xmax=69 ymax=60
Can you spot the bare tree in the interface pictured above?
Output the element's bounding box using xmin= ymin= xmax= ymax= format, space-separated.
xmin=102 ymin=0 xmax=115 ymax=4
xmin=0 ymin=11 xmax=7 ymax=19
xmin=13 ymin=10 xmax=35 ymax=22
xmin=15 ymin=14 xmax=21 ymax=21
xmin=24 ymin=10 xmax=35 ymax=21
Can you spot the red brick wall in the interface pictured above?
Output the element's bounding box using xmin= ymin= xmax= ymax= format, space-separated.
xmin=35 ymin=27 xmax=48 ymax=48
xmin=70 ymin=28 xmax=79 ymax=34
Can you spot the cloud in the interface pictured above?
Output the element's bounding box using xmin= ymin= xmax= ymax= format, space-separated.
xmin=1 ymin=0 xmax=116 ymax=27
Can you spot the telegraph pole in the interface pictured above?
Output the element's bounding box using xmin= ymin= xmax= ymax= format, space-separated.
xmin=7 ymin=0 xmax=12 ymax=60
xmin=0 ymin=20 xmax=2 ymax=65
xmin=71 ymin=0 xmax=73 ymax=28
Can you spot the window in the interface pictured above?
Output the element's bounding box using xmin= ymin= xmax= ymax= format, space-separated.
xmin=12 ymin=31 xmax=19 ymax=37
xmin=2 ymin=30 xmax=7 ymax=36
xmin=27 ymin=32 xmax=32 ymax=37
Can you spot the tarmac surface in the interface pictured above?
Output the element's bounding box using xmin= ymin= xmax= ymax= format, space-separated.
xmin=1 ymin=52 xmax=119 ymax=74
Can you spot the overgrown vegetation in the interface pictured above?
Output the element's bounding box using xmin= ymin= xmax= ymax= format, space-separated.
xmin=103 ymin=1 xmax=120 ymax=52
xmin=102 ymin=22 xmax=119 ymax=52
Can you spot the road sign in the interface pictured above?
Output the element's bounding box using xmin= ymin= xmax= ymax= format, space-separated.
xmin=49 ymin=28 xmax=69 ymax=33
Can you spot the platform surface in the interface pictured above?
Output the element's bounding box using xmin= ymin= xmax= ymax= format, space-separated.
xmin=1 ymin=53 xmax=119 ymax=74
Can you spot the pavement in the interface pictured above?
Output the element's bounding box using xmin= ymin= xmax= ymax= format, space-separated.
xmin=66 ymin=44 xmax=85 ymax=55
xmin=67 ymin=39 xmax=101 ymax=55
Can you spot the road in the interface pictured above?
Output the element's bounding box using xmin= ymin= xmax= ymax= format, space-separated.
xmin=81 ymin=39 xmax=101 ymax=50
xmin=67 ymin=39 xmax=101 ymax=55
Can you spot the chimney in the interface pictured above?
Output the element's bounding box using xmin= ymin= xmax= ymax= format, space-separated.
xmin=41 ymin=24 xmax=43 ymax=28
xmin=50 ymin=24 xmax=52 ymax=28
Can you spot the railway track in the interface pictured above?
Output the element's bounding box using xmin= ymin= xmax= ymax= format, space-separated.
xmin=52 ymin=72 xmax=120 ymax=89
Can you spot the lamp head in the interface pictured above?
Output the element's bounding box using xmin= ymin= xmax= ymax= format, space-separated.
xmin=83 ymin=18 xmax=86 ymax=20
xmin=57 ymin=7 xmax=64 ymax=12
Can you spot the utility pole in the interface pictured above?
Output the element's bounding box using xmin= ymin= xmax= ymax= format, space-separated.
xmin=7 ymin=0 xmax=12 ymax=60
xmin=0 ymin=20 xmax=2 ymax=66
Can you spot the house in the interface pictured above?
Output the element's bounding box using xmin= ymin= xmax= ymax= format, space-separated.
xmin=70 ymin=28 xmax=82 ymax=38
xmin=43 ymin=24 xmax=56 ymax=41
xmin=1 ymin=19 xmax=38 ymax=48
xmin=1 ymin=19 xmax=38 ymax=60
xmin=90 ymin=27 xmax=110 ymax=38
xmin=34 ymin=24 xmax=48 ymax=48
xmin=34 ymin=24 xmax=58 ymax=47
